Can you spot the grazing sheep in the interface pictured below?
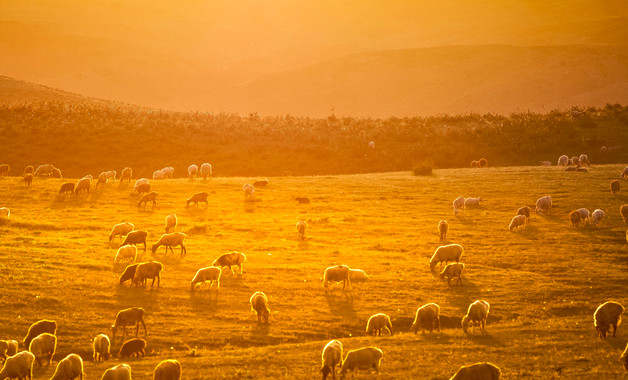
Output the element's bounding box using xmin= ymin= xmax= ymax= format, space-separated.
xmin=438 ymin=220 xmax=448 ymax=241
xmin=137 ymin=192 xmax=158 ymax=209
xmin=58 ymin=183 xmax=75 ymax=196
xmin=212 ymin=252 xmax=246 ymax=274
xmin=132 ymin=261 xmax=163 ymax=287
xmin=577 ymin=208 xmax=590 ymax=224
xmin=366 ymin=313 xmax=393 ymax=336
xmin=96 ymin=172 xmax=108 ymax=189
xmin=0 ymin=351 xmax=34 ymax=380
xmin=164 ymin=214 xmax=177 ymax=233
xmin=478 ymin=158 xmax=488 ymax=167
xmin=106 ymin=171 xmax=116 ymax=181
xmin=462 ymin=300 xmax=490 ymax=333
xmin=243 ymin=183 xmax=255 ymax=199
xmin=621 ymin=342 xmax=628 ymax=371
xmin=321 ymin=340 xmax=343 ymax=380
xmin=540 ymin=161 xmax=551 ymax=166
xmin=134 ymin=179 xmax=150 ymax=195
xmin=153 ymin=359 xmax=181 ymax=380
xmin=28 ymin=333 xmax=56 ymax=367
xmin=49 ymin=353 xmax=83 ymax=380
xmin=0 ymin=340 xmax=18 ymax=361
xmin=111 ymin=307 xmax=147 ymax=344
xmin=0 ymin=164 xmax=10 ymax=177
xmin=591 ymin=209 xmax=605 ymax=228
xmin=23 ymin=320 xmax=57 ymax=349
xmin=453 ymin=196 xmax=465 ymax=215
xmin=34 ymin=164 xmax=55 ymax=177
xmin=449 ymin=362 xmax=501 ymax=380
xmin=323 ymin=265 xmax=351 ymax=292
xmin=152 ymin=170 xmax=165 ymax=180
xmin=24 ymin=165 xmax=34 ymax=175
xmin=52 ymin=168 xmax=63 ymax=178
xmin=191 ymin=266 xmax=221 ymax=291
xmin=120 ymin=230 xmax=147 ymax=251
xmin=594 ymin=301 xmax=625 ymax=339
xmin=569 ymin=210 xmax=582 ymax=228
xmin=109 ymin=223 xmax=135 ymax=243
xmin=187 ymin=164 xmax=198 ymax=180
xmin=622 ymin=166 xmax=628 ymax=179
xmin=338 ymin=347 xmax=383 ymax=379
xmin=579 ymin=154 xmax=590 ymax=166
xmin=535 ymin=195 xmax=552 ymax=215
xmin=120 ymin=167 xmax=132 ymax=183
xmin=200 ymin=163 xmax=212 ymax=179
xmin=411 ymin=303 xmax=441 ymax=334
xmin=0 ymin=208 xmax=9 ymax=221
xmin=558 ymin=155 xmax=569 ymax=166
xmin=571 ymin=156 xmax=580 ymax=166
xmin=612 ymin=180 xmax=620 ymax=195
xmin=74 ymin=177 xmax=91 ymax=197
xmin=151 ymin=232 xmax=186 ymax=256
xmin=250 ymin=291 xmax=271 ymax=324
xmin=621 ymin=205 xmax=628 ymax=223
xmin=24 ymin=173 xmax=33 ymax=187
xmin=115 ymin=245 xmax=137 ymax=264
xmin=517 ymin=206 xmax=531 ymax=224
xmin=101 ymin=364 xmax=131 ymax=380
xmin=438 ymin=262 xmax=465 ymax=286
xmin=119 ymin=263 xmax=139 ymax=285
xmin=296 ymin=197 xmax=310 ymax=204
xmin=253 ymin=180 xmax=268 ymax=188
xmin=92 ymin=334 xmax=110 ymax=362
xmin=430 ymin=244 xmax=463 ymax=273
xmin=297 ymin=219 xmax=307 ymax=240
xmin=118 ymin=339 xmax=146 ymax=358
xmin=348 ymin=269 xmax=368 ymax=283
xmin=470 ymin=160 xmax=479 ymax=168
xmin=464 ymin=197 xmax=483 ymax=208
xmin=509 ymin=214 xmax=526 ymax=231
xmin=186 ymin=192 xmax=209 ymax=207
xmin=161 ymin=167 xmax=174 ymax=179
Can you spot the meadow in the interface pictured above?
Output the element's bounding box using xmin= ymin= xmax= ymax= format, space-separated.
xmin=0 ymin=164 xmax=627 ymax=379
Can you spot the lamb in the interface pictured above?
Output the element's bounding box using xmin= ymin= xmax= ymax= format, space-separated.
xmin=621 ymin=205 xmax=628 ymax=223
xmin=100 ymin=364 xmax=131 ymax=380
xmin=411 ymin=303 xmax=441 ymax=334
xmin=96 ymin=172 xmax=108 ymax=189
xmin=579 ymin=154 xmax=590 ymax=166
xmin=449 ymin=362 xmax=501 ymax=380
xmin=34 ymin=164 xmax=55 ymax=177
xmin=74 ymin=177 xmax=91 ymax=197
xmin=253 ymin=180 xmax=268 ymax=188
xmin=478 ymin=158 xmax=488 ymax=167
xmin=120 ymin=167 xmax=132 ymax=183
xmin=594 ymin=301 xmax=625 ymax=339
xmin=438 ymin=220 xmax=448 ymax=241
xmin=132 ymin=261 xmax=163 ymax=287
xmin=120 ymin=230 xmax=147 ymax=251
xmin=611 ymin=180 xmax=620 ymax=195
xmin=517 ymin=206 xmax=531 ymax=224
xmin=558 ymin=155 xmax=569 ymax=166
xmin=621 ymin=342 xmax=628 ymax=371
xmin=153 ymin=359 xmax=181 ymax=380
xmin=151 ymin=232 xmax=186 ymax=256
xmin=320 ymin=340 xmax=343 ymax=380
xmin=535 ymin=195 xmax=552 ymax=215
xmin=137 ymin=192 xmax=158 ymax=209
xmin=58 ymin=183 xmax=75 ymax=196
xmin=212 ymin=252 xmax=246 ymax=274
xmin=109 ymin=222 xmax=135 ymax=243
xmin=23 ymin=320 xmax=57 ymax=349
xmin=49 ymin=353 xmax=83 ymax=380
xmin=0 ymin=208 xmax=9 ymax=221
xmin=24 ymin=173 xmax=33 ymax=187
xmin=164 ymin=214 xmax=177 ymax=233
xmin=366 ymin=313 xmax=393 ymax=336
xmin=186 ymin=192 xmax=209 ymax=207
xmin=111 ymin=307 xmax=147 ymax=344
xmin=622 ymin=166 xmax=628 ymax=179
xmin=296 ymin=219 xmax=307 ymax=240
xmin=250 ymin=291 xmax=271 ymax=324
xmin=106 ymin=171 xmax=116 ymax=181
xmin=191 ymin=266 xmax=221 ymax=291
xmin=569 ymin=210 xmax=582 ymax=228
xmin=540 ymin=161 xmax=552 ymax=166
xmin=200 ymin=163 xmax=212 ymax=179
xmin=453 ymin=196 xmax=465 ymax=215
xmin=591 ymin=209 xmax=605 ymax=228
xmin=462 ymin=300 xmax=490 ymax=333
xmin=187 ymin=164 xmax=198 ymax=179
xmin=243 ymin=183 xmax=255 ymax=199
xmin=152 ymin=170 xmax=165 ymax=180
xmin=119 ymin=263 xmax=139 ymax=285
xmin=438 ymin=262 xmax=465 ymax=286
xmin=24 ymin=165 xmax=34 ymax=175
xmin=429 ymin=244 xmax=463 ymax=273
xmin=118 ymin=338 xmax=146 ymax=358
xmin=323 ymin=265 xmax=351 ymax=292
xmin=92 ymin=334 xmax=110 ymax=362
xmin=0 ymin=340 xmax=18 ymax=361
xmin=161 ymin=167 xmax=174 ymax=179
xmin=338 ymin=347 xmax=383 ymax=379
xmin=28 ymin=332 xmax=56 ymax=367
xmin=0 ymin=351 xmax=34 ymax=380
xmin=115 ymin=245 xmax=137 ymax=264
xmin=348 ymin=269 xmax=368 ymax=283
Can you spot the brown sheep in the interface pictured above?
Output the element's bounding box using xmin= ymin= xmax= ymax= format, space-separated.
xmin=438 ymin=262 xmax=465 ymax=286
xmin=119 ymin=263 xmax=140 ymax=285
xmin=450 ymin=362 xmax=501 ymax=380
xmin=186 ymin=192 xmax=209 ymax=207
xmin=153 ymin=359 xmax=182 ymax=380
xmin=135 ymin=183 xmax=151 ymax=196
xmin=470 ymin=160 xmax=479 ymax=168
xmin=517 ymin=206 xmax=531 ymax=224
xmin=250 ymin=291 xmax=271 ymax=324
xmin=138 ymin=191 xmax=158 ymax=209
xmin=111 ymin=307 xmax=147 ymax=344
xmin=120 ymin=230 xmax=148 ymax=252
xmin=132 ymin=261 xmax=163 ymax=287
xmin=569 ymin=210 xmax=581 ymax=228
xmin=58 ymin=183 xmax=75 ymax=196
xmin=23 ymin=319 xmax=57 ymax=349
xmin=438 ymin=220 xmax=448 ymax=241
xmin=611 ymin=180 xmax=620 ymax=196
xmin=23 ymin=165 xmax=34 ymax=175
xmin=23 ymin=173 xmax=33 ymax=187
xmin=118 ymin=338 xmax=146 ymax=358
xmin=478 ymin=158 xmax=488 ymax=167
xmin=621 ymin=205 xmax=628 ymax=224
xmin=594 ymin=301 xmax=625 ymax=339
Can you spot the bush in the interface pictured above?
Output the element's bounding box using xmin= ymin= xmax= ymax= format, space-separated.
xmin=412 ymin=162 xmax=433 ymax=176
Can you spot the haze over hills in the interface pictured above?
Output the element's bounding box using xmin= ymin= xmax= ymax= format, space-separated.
xmin=0 ymin=0 xmax=627 ymax=116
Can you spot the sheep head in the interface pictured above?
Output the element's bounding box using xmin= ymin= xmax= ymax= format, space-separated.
xmin=461 ymin=316 xmax=470 ymax=333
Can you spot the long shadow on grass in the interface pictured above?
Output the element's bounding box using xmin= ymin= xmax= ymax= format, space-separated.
xmin=465 ymin=332 xmax=501 ymax=346
xmin=324 ymin=292 xmax=357 ymax=319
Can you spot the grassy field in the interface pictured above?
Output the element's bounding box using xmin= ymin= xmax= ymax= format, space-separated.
xmin=0 ymin=165 xmax=627 ymax=379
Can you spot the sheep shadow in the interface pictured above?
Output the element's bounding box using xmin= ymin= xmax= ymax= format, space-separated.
xmin=297 ymin=240 xmax=310 ymax=250
xmin=465 ymin=332 xmax=501 ymax=346
xmin=324 ymin=292 xmax=357 ymax=319
xmin=188 ymin=293 xmax=220 ymax=316
xmin=250 ymin=323 xmax=271 ymax=337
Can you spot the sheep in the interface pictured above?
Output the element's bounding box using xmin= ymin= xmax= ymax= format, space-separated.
xmin=28 ymin=332 xmax=56 ymax=367
xmin=52 ymin=168 xmax=63 ymax=178
xmin=120 ymin=167 xmax=132 ymax=183
xmin=558 ymin=155 xmax=569 ymax=166
xmin=297 ymin=219 xmax=307 ymax=240
xmin=109 ymin=223 xmax=135 ymax=243
xmin=508 ymin=214 xmax=526 ymax=231
xmin=133 ymin=178 xmax=150 ymax=193
xmin=34 ymin=164 xmax=55 ymax=177
xmin=438 ymin=220 xmax=448 ymax=241
xmin=153 ymin=359 xmax=181 ymax=380
xmin=243 ymin=183 xmax=255 ymax=199
xmin=568 ymin=210 xmax=584 ymax=228
xmin=296 ymin=197 xmax=310 ymax=204
xmin=0 ymin=340 xmax=18 ymax=361
xmin=151 ymin=232 xmax=186 ymax=256
xmin=74 ymin=177 xmax=91 ymax=197
xmin=186 ymin=192 xmax=209 ymax=207
xmin=621 ymin=342 xmax=628 ymax=371
xmin=24 ymin=173 xmax=33 ymax=187
xmin=23 ymin=320 xmax=56 ymax=349
xmin=449 ymin=362 xmax=501 ymax=380
xmin=579 ymin=154 xmax=590 ymax=166
xmin=164 ymin=214 xmax=177 ymax=233
xmin=161 ymin=167 xmax=174 ymax=179
xmin=200 ymin=163 xmax=212 ymax=179
xmin=464 ymin=197 xmax=483 ymax=208
xmin=132 ymin=261 xmax=163 ymax=287
xmin=429 ymin=244 xmax=463 ymax=273
xmin=0 ymin=351 xmax=34 ymax=380
xmin=622 ymin=166 xmax=628 ymax=179
xmin=453 ymin=196 xmax=465 ymax=215
xmin=478 ymin=158 xmax=488 ymax=167
xmin=119 ymin=263 xmax=139 ymax=285
xmin=137 ymin=192 xmax=158 ymax=209
xmin=517 ymin=206 xmax=531 ymax=224
xmin=611 ymin=180 xmax=620 ymax=195
xmin=462 ymin=300 xmax=490 ymax=333
xmin=115 ymin=245 xmax=137 ymax=264
xmin=338 ymin=347 xmax=383 ymax=379
xmin=540 ymin=161 xmax=551 ymax=166
xmin=591 ymin=209 xmax=605 ymax=228
xmin=212 ymin=252 xmax=246 ymax=274
xmin=323 ymin=265 xmax=351 ymax=292
xmin=470 ymin=160 xmax=479 ymax=168
xmin=0 ymin=164 xmax=10 ymax=176
xmin=92 ymin=334 xmax=110 ymax=362
xmin=320 ymin=340 xmax=343 ymax=380
xmin=411 ymin=303 xmax=440 ymax=334
xmin=100 ymin=364 xmax=131 ymax=380
xmin=118 ymin=338 xmax=146 ymax=358
xmin=24 ymin=165 xmax=34 ymax=175
xmin=58 ymin=183 xmax=75 ymax=196
xmin=84 ymin=174 xmax=94 ymax=180
xmin=190 ymin=266 xmax=221 ymax=291
xmin=348 ymin=269 xmax=368 ymax=283
xmin=0 ymin=208 xmax=9 ymax=221
xmin=187 ymin=164 xmax=198 ymax=180
xmin=438 ymin=262 xmax=465 ymax=286
xmin=366 ymin=313 xmax=393 ymax=336
xmin=571 ymin=156 xmax=580 ymax=166
xmin=111 ymin=307 xmax=147 ymax=344
xmin=120 ymin=230 xmax=147 ymax=251
xmin=594 ymin=301 xmax=625 ymax=339
xmin=250 ymin=291 xmax=271 ymax=324
xmin=621 ymin=205 xmax=628 ymax=223
xmin=106 ymin=171 xmax=116 ymax=181
xmin=49 ymin=353 xmax=83 ymax=380
xmin=96 ymin=172 xmax=108 ymax=189
xmin=152 ymin=170 xmax=165 ymax=180
xmin=253 ymin=180 xmax=268 ymax=188
xmin=535 ymin=195 xmax=552 ymax=215
xmin=368 ymin=141 xmax=375 ymax=150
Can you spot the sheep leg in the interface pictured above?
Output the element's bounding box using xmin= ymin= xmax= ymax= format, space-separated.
xmin=612 ymin=323 xmax=618 ymax=337
xmin=135 ymin=322 xmax=140 ymax=336
xmin=239 ymin=263 xmax=243 ymax=275
xmin=157 ymin=273 xmax=161 ymax=287
xmin=151 ymin=277 xmax=156 ymax=287
xmin=141 ymin=318 xmax=148 ymax=336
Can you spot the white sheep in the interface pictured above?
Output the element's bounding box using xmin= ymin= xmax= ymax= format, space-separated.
xmin=348 ymin=269 xmax=368 ymax=283
xmin=161 ymin=167 xmax=174 ymax=179
xmin=338 ymin=347 xmax=383 ymax=379
xmin=243 ymin=183 xmax=255 ymax=199
xmin=152 ymin=170 xmax=165 ymax=180
xmin=579 ymin=154 xmax=589 ymax=166
xmin=591 ymin=209 xmax=605 ymax=228
xmin=540 ymin=161 xmax=552 ymax=166
xmin=213 ymin=252 xmax=246 ymax=274
xmin=115 ymin=245 xmax=137 ymax=264
xmin=164 ymin=214 xmax=177 ymax=233
xmin=200 ymin=163 xmax=212 ymax=179
xmin=0 ymin=351 xmax=34 ymax=380
xmin=49 ymin=353 xmax=83 ymax=380
xmin=296 ymin=219 xmax=307 ymax=240
xmin=462 ymin=300 xmax=490 ymax=333
xmin=464 ymin=197 xmax=483 ymax=208
xmin=535 ymin=195 xmax=552 ymax=215
xmin=366 ymin=313 xmax=393 ymax=336
xmin=577 ymin=208 xmax=590 ymax=225
xmin=250 ymin=291 xmax=271 ymax=324
xmin=101 ymin=364 xmax=131 ymax=380
xmin=151 ymin=232 xmax=186 ymax=256
xmin=120 ymin=167 xmax=132 ymax=183
xmin=34 ymin=164 xmax=55 ymax=177
xmin=558 ymin=155 xmax=569 ymax=166
xmin=106 ymin=171 xmax=116 ymax=181
xmin=0 ymin=208 xmax=9 ymax=220
xmin=429 ymin=244 xmax=463 ymax=273
xmin=132 ymin=261 xmax=163 ymax=287
xmin=28 ymin=332 xmax=56 ymax=367
xmin=453 ymin=196 xmax=465 ymax=215
xmin=323 ymin=265 xmax=351 ymax=292
xmin=411 ymin=303 xmax=440 ymax=334
xmin=594 ymin=301 xmax=625 ymax=339
xmin=109 ymin=222 xmax=135 ymax=243
xmin=438 ymin=220 xmax=448 ymax=241
xmin=133 ymin=178 xmax=149 ymax=193
xmin=517 ymin=206 xmax=531 ymax=224
xmin=191 ymin=266 xmax=221 ymax=291
xmin=153 ymin=359 xmax=181 ymax=380
xmin=449 ymin=362 xmax=501 ymax=379
xmin=320 ymin=340 xmax=343 ymax=380
xmin=438 ymin=262 xmax=465 ymax=286
xmin=74 ymin=177 xmax=91 ymax=197
xmin=96 ymin=172 xmax=108 ymax=189
xmin=188 ymin=164 xmax=198 ymax=180
xmin=93 ymin=334 xmax=111 ymax=362
xmin=509 ymin=214 xmax=526 ymax=231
